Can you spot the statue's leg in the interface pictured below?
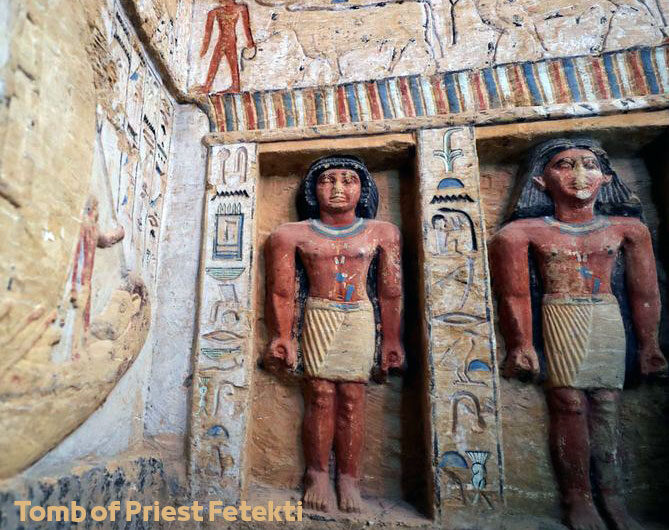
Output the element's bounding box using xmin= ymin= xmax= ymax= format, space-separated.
xmin=589 ymin=389 xmax=642 ymax=530
xmin=302 ymin=377 xmax=336 ymax=512
xmin=546 ymin=387 xmax=607 ymax=530
xmin=334 ymin=382 xmax=365 ymax=513
xmin=225 ymin=43 xmax=241 ymax=93
xmin=202 ymin=39 xmax=225 ymax=92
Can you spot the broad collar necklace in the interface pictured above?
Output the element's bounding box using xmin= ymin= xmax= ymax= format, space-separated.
xmin=542 ymin=215 xmax=611 ymax=235
xmin=310 ymin=218 xmax=367 ymax=239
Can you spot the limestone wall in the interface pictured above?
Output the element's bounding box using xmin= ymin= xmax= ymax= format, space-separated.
xmin=0 ymin=0 xmax=188 ymax=485
xmin=1 ymin=0 xmax=669 ymax=528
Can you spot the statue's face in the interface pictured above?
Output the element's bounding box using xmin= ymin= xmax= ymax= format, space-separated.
xmin=315 ymin=168 xmax=361 ymax=214
xmin=534 ymin=148 xmax=611 ymax=204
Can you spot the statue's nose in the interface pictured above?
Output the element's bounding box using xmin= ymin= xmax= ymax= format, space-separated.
xmin=573 ymin=167 xmax=590 ymax=189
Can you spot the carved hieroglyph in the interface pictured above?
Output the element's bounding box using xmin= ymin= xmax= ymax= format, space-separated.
xmin=189 ymin=143 xmax=257 ymax=502
xmin=417 ymin=127 xmax=504 ymax=516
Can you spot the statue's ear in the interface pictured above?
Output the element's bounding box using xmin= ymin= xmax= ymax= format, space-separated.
xmin=602 ymin=171 xmax=613 ymax=184
xmin=532 ymin=176 xmax=546 ymax=191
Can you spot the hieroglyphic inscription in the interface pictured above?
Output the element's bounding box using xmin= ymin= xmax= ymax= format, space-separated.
xmin=418 ymin=127 xmax=503 ymax=517
xmin=190 ymin=144 xmax=257 ymax=503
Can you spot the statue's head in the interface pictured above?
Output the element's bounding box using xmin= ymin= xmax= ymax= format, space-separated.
xmin=509 ymin=138 xmax=641 ymax=221
xmin=297 ymin=155 xmax=379 ymax=220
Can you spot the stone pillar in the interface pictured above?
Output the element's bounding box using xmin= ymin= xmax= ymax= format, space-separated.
xmin=417 ymin=127 xmax=504 ymax=518
xmin=189 ymin=142 xmax=257 ymax=503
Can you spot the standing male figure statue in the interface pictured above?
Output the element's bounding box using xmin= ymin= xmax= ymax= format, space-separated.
xmin=490 ymin=138 xmax=667 ymax=530
xmin=264 ymin=155 xmax=404 ymax=513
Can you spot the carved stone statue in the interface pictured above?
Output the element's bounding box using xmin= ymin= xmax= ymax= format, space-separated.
xmin=264 ymin=155 xmax=404 ymax=513
xmin=490 ymin=138 xmax=667 ymax=530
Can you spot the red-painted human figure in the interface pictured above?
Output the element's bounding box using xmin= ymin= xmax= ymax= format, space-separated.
xmin=264 ymin=156 xmax=404 ymax=513
xmin=490 ymin=139 xmax=667 ymax=530
xmin=193 ymin=0 xmax=256 ymax=94
xmin=70 ymin=197 xmax=125 ymax=331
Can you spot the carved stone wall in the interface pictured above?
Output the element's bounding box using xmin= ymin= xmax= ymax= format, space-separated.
xmin=1 ymin=0 xmax=669 ymax=527
xmin=0 ymin=0 xmax=177 ymax=480
xmin=187 ymin=0 xmax=669 ymax=94
xmin=417 ymin=127 xmax=504 ymax=519
xmin=189 ymin=143 xmax=258 ymax=503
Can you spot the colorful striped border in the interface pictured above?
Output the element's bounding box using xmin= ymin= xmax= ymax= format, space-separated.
xmin=208 ymin=46 xmax=669 ymax=133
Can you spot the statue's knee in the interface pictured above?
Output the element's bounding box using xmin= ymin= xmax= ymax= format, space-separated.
xmin=548 ymin=389 xmax=587 ymax=415
xmin=337 ymin=385 xmax=363 ymax=421
xmin=309 ymin=382 xmax=335 ymax=411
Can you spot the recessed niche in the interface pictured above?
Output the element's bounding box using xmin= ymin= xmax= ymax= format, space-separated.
xmin=475 ymin=115 xmax=669 ymax=519
xmin=246 ymin=134 xmax=433 ymax=521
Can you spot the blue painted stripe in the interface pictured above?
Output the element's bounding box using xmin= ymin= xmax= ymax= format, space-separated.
xmin=314 ymin=90 xmax=326 ymax=124
xmin=640 ymin=48 xmax=660 ymax=95
xmin=603 ymin=54 xmax=622 ymax=99
xmin=522 ymin=63 xmax=543 ymax=105
xmin=253 ymin=92 xmax=265 ymax=129
xmin=345 ymin=84 xmax=359 ymax=122
xmin=562 ymin=58 xmax=582 ymax=101
xmin=482 ymin=68 xmax=500 ymax=108
xmin=377 ymin=80 xmax=394 ymax=119
xmin=282 ymin=92 xmax=295 ymax=127
xmin=409 ymin=76 xmax=425 ymax=116
xmin=223 ymin=94 xmax=235 ymax=131
xmin=444 ymin=73 xmax=460 ymax=112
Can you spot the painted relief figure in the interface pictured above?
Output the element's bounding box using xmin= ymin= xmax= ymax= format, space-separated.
xmin=490 ymin=138 xmax=667 ymax=530
xmin=193 ymin=0 xmax=256 ymax=94
xmin=70 ymin=196 xmax=125 ymax=331
xmin=264 ymin=155 xmax=404 ymax=513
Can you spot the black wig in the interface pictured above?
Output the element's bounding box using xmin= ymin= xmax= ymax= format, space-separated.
xmin=297 ymin=155 xmax=379 ymax=220
xmin=508 ymin=138 xmax=642 ymax=221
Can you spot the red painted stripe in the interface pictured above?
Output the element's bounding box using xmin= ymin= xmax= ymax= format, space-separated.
xmin=512 ymin=64 xmax=529 ymax=106
xmin=211 ymin=96 xmax=225 ymax=132
xmin=590 ymin=57 xmax=609 ymax=99
xmin=398 ymin=77 xmax=415 ymax=117
xmin=472 ymin=71 xmax=488 ymax=110
xmin=243 ymin=92 xmax=256 ymax=129
xmin=304 ymin=89 xmax=317 ymax=126
xmin=274 ymin=92 xmax=286 ymax=128
xmin=549 ymin=60 xmax=569 ymax=103
xmin=337 ymin=85 xmax=349 ymax=123
xmin=627 ymin=51 xmax=648 ymax=95
xmin=431 ymin=75 xmax=448 ymax=114
xmin=366 ymin=82 xmax=382 ymax=120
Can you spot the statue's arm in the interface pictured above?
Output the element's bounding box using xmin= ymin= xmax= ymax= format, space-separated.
xmin=377 ymin=224 xmax=404 ymax=372
xmin=240 ymin=5 xmax=255 ymax=48
xmin=97 ymin=226 xmax=125 ymax=248
xmin=264 ymin=227 xmax=298 ymax=370
xmin=489 ymin=224 xmax=539 ymax=380
xmin=622 ymin=221 xmax=667 ymax=376
xmin=200 ymin=9 xmax=217 ymax=57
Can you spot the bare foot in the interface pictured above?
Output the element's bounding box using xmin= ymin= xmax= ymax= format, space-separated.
xmin=564 ymin=498 xmax=607 ymax=530
xmin=600 ymin=494 xmax=644 ymax=530
xmin=303 ymin=469 xmax=332 ymax=512
xmin=337 ymin=473 xmax=363 ymax=513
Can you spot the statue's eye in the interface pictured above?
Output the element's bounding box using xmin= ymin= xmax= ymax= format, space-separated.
xmin=555 ymin=159 xmax=573 ymax=169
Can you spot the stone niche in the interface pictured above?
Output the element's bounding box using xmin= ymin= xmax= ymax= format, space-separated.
xmin=476 ymin=113 xmax=669 ymax=521
xmin=247 ymin=134 xmax=434 ymax=521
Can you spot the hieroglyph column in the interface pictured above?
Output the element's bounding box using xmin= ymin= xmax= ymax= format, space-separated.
xmin=189 ymin=142 xmax=257 ymax=503
xmin=417 ymin=127 xmax=505 ymax=519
